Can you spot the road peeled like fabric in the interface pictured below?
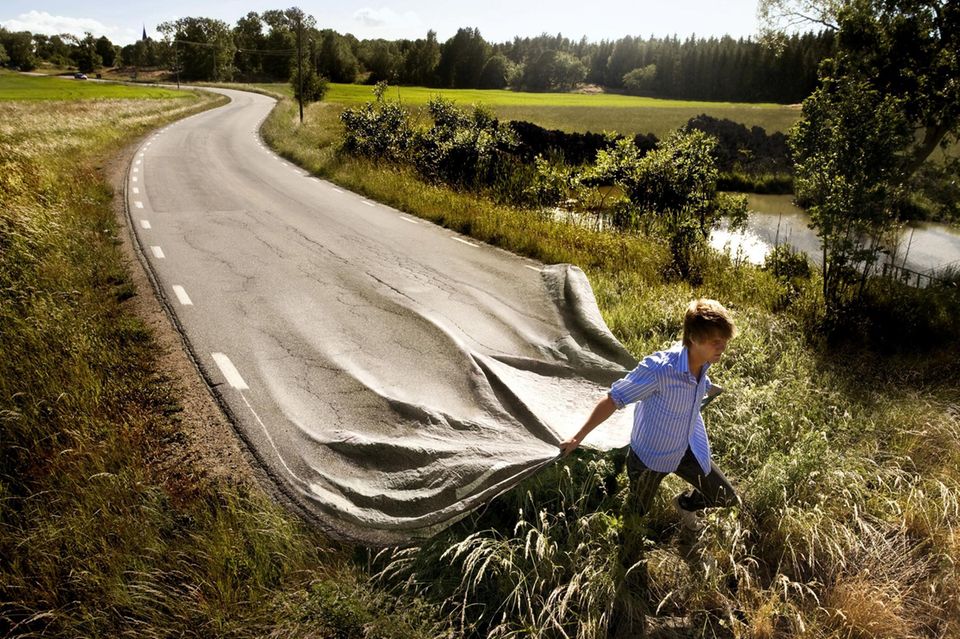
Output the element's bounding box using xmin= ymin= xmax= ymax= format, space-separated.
xmin=131 ymin=88 xmax=637 ymax=544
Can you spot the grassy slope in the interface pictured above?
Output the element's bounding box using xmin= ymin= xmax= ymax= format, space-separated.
xmin=0 ymin=74 xmax=441 ymax=637
xmin=260 ymin=95 xmax=960 ymax=637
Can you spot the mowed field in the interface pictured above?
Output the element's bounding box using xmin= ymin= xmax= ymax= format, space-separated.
xmin=0 ymin=71 xmax=187 ymax=100
xmin=247 ymin=81 xmax=802 ymax=137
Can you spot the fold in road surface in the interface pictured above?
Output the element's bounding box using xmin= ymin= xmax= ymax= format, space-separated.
xmin=128 ymin=88 xmax=638 ymax=544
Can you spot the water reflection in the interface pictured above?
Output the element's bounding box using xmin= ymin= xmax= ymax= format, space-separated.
xmin=710 ymin=194 xmax=960 ymax=275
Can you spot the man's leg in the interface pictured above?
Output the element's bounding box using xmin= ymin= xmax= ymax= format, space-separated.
xmin=609 ymin=449 xmax=667 ymax=638
xmin=673 ymin=448 xmax=739 ymax=511
xmin=625 ymin=447 xmax=668 ymax=515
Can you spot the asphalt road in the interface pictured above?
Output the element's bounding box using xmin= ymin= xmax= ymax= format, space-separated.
xmin=127 ymin=88 xmax=636 ymax=543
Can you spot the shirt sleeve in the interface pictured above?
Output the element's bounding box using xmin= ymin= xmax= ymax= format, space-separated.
xmin=609 ymin=356 xmax=660 ymax=409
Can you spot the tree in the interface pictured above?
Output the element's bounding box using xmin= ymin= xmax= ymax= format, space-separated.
xmin=0 ymin=29 xmax=37 ymax=71
xmin=233 ymin=12 xmax=266 ymax=80
xmin=478 ymin=53 xmax=510 ymax=89
xmin=319 ymin=30 xmax=360 ymax=83
xmin=761 ymin=0 xmax=959 ymax=177
xmin=291 ymin=66 xmax=328 ymax=102
xmin=521 ymin=49 xmax=586 ymax=90
xmin=158 ymin=17 xmax=236 ymax=81
xmin=72 ymin=33 xmax=103 ymax=73
xmin=399 ymin=31 xmax=440 ymax=86
xmin=33 ymin=34 xmax=73 ymax=66
xmin=259 ymin=8 xmax=316 ymax=81
xmin=436 ymin=27 xmax=490 ymax=88
xmin=789 ymin=75 xmax=911 ymax=315
xmin=766 ymin=0 xmax=959 ymax=319
xmin=359 ymin=39 xmax=401 ymax=84
xmin=95 ymin=35 xmax=117 ymax=67
xmin=623 ymin=64 xmax=657 ymax=95
xmin=0 ymin=43 xmax=8 ymax=68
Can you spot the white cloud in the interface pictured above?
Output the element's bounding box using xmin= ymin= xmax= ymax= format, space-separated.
xmin=352 ymin=7 xmax=421 ymax=30
xmin=0 ymin=10 xmax=123 ymax=41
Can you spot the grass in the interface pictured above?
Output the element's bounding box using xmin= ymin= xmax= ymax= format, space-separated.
xmin=227 ymin=81 xmax=801 ymax=137
xmin=261 ymin=95 xmax=960 ymax=638
xmin=0 ymin=80 xmax=442 ymax=636
xmin=5 ymin=74 xmax=957 ymax=637
xmin=0 ymin=70 xmax=188 ymax=100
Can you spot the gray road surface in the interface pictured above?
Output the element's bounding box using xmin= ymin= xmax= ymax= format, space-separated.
xmin=126 ymin=88 xmax=636 ymax=544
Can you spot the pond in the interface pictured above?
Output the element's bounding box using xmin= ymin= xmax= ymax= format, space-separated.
xmin=709 ymin=194 xmax=960 ymax=277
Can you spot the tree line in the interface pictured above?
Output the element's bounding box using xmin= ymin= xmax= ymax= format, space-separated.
xmin=2 ymin=10 xmax=834 ymax=103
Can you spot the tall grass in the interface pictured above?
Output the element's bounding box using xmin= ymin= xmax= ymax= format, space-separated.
xmin=0 ymin=90 xmax=443 ymax=636
xmin=264 ymin=94 xmax=960 ymax=638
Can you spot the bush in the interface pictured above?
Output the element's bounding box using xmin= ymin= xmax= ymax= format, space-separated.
xmin=291 ymin=68 xmax=329 ymax=103
xmin=339 ymin=86 xmax=413 ymax=163
xmin=686 ymin=114 xmax=793 ymax=175
xmin=414 ymin=98 xmax=518 ymax=191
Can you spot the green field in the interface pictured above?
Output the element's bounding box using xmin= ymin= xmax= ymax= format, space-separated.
xmin=0 ymin=71 xmax=188 ymax=100
xmin=241 ymin=81 xmax=802 ymax=137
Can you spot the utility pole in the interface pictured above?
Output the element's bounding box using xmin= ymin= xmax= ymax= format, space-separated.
xmin=297 ymin=14 xmax=304 ymax=124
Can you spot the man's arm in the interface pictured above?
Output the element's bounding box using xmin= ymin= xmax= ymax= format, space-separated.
xmin=558 ymin=394 xmax=617 ymax=456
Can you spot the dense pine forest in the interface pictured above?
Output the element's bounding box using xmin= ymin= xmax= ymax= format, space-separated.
xmin=1 ymin=17 xmax=833 ymax=103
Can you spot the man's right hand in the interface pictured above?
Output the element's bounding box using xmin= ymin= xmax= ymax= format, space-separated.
xmin=558 ymin=437 xmax=580 ymax=457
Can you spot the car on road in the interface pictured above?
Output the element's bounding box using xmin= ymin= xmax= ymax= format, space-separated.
xmin=73 ymin=72 xmax=87 ymax=80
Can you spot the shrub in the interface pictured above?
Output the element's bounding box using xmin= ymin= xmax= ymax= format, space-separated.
xmin=291 ymin=68 xmax=329 ymax=103
xmin=414 ymin=98 xmax=518 ymax=191
xmin=339 ymin=86 xmax=413 ymax=163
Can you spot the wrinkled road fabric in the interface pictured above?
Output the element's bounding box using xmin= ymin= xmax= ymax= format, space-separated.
xmin=273 ymin=264 xmax=636 ymax=544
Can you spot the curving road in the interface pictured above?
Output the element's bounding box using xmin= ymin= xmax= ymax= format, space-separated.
xmin=126 ymin=88 xmax=636 ymax=544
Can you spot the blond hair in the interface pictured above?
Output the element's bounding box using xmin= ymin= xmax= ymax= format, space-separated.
xmin=682 ymin=299 xmax=736 ymax=347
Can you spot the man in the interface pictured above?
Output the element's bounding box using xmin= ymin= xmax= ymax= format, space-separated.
xmin=559 ymin=298 xmax=739 ymax=531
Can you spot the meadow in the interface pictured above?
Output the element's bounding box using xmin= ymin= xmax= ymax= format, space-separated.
xmin=232 ymin=81 xmax=801 ymax=138
xmin=0 ymin=70 xmax=187 ymax=100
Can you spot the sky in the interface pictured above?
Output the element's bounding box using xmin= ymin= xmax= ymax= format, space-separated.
xmin=0 ymin=1 xmax=765 ymax=47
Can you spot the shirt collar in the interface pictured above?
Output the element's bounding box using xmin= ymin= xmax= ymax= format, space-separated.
xmin=676 ymin=343 xmax=709 ymax=382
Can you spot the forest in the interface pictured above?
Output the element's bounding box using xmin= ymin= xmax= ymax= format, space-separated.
xmin=0 ymin=17 xmax=833 ymax=103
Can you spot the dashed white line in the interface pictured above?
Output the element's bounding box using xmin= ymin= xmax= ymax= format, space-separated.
xmin=132 ymin=187 xmax=139 ymax=194
xmin=400 ymin=216 xmax=419 ymax=225
xmin=452 ymin=237 xmax=478 ymax=247
xmin=134 ymin=201 xmax=144 ymax=209
xmin=133 ymin=167 xmax=139 ymax=173
xmin=331 ymin=187 xmax=343 ymax=194
xmin=135 ymin=160 xmax=141 ymax=165
xmin=140 ymin=220 xmax=151 ymax=229
xmin=362 ymin=201 xmax=375 ymax=207
xmin=131 ymin=176 xmax=138 ymax=182
xmin=212 ymin=353 xmax=249 ymax=390
xmin=239 ymin=393 xmax=297 ymax=478
xmin=150 ymin=246 xmax=165 ymax=259
xmin=524 ymin=265 xmax=542 ymax=272
xmin=172 ymin=285 xmax=193 ymax=306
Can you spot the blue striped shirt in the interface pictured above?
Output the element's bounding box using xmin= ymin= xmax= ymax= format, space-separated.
xmin=609 ymin=342 xmax=713 ymax=475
